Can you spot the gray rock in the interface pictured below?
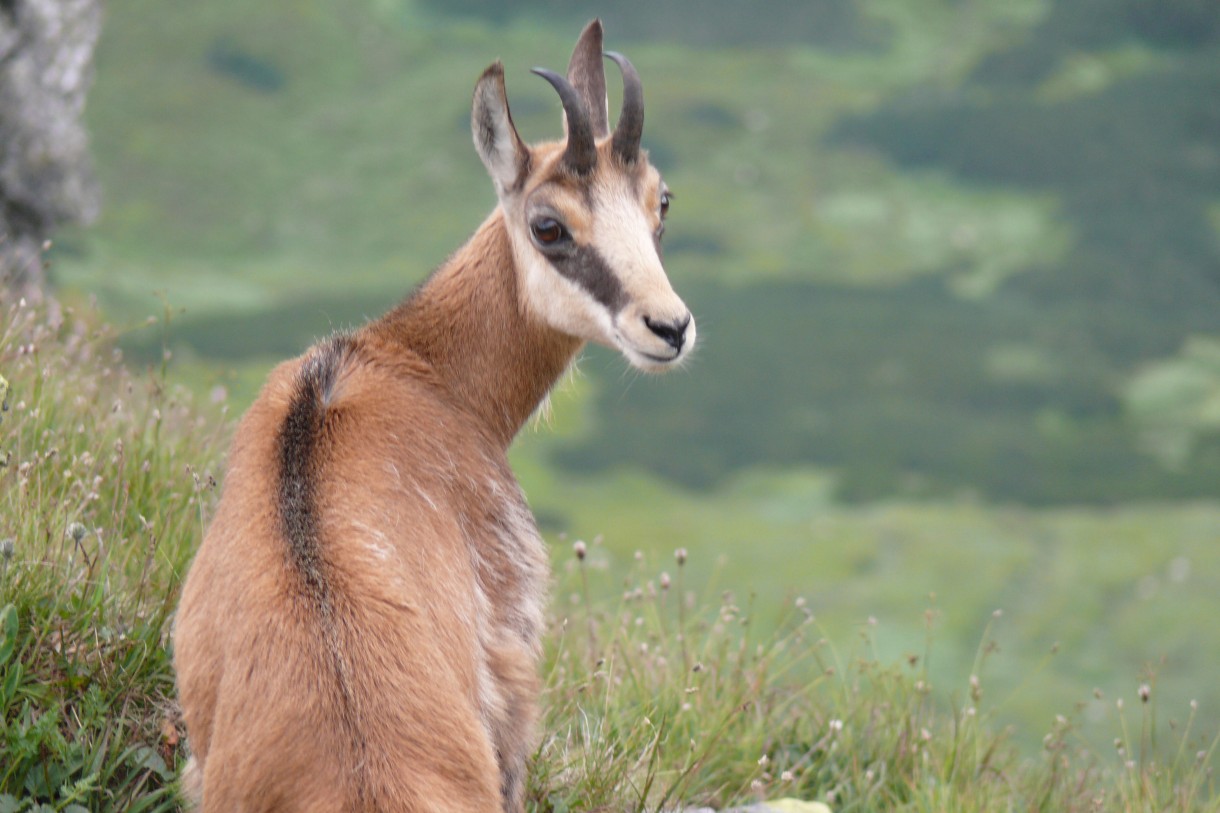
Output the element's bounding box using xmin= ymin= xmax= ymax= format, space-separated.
xmin=0 ymin=0 xmax=101 ymax=294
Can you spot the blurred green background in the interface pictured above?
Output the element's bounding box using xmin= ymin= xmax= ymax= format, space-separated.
xmin=50 ymin=0 xmax=1220 ymax=753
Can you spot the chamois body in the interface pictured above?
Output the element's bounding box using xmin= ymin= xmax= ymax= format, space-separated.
xmin=175 ymin=216 xmax=568 ymax=811
xmin=174 ymin=21 xmax=693 ymax=812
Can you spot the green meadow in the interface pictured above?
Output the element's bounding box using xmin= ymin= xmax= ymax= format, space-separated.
xmin=16 ymin=0 xmax=1220 ymax=796
xmin=2 ymin=301 xmax=1217 ymax=809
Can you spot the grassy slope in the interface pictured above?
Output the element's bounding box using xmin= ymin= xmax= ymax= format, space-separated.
xmin=38 ymin=0 xmax=1220 ymax=769
xmin=0 ymin=297 xmax=223 ymax=810
xmin=2 ymin=295 xmax=1218 ymax=809
xmin=514 ymin=422 xmax=1220 ymax=755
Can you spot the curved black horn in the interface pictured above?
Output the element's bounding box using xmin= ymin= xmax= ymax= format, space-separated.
xmin=605 ymin=51 xmax=643 ymax=164
xmin=531 ymin=67 xmax=597 ymax=175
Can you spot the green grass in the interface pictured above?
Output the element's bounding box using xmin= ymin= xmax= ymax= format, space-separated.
xmin=3 ymin=292 xmax=1218 ymax=811
xmin=537 ymin=544 xmax=1220 ymax=811
xmin=0 ymin=295 xmax=225 ymax=810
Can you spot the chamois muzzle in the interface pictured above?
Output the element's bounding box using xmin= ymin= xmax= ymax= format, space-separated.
xmin=644 ymin=314 xmax=691 ymax=353
xmin=531 ymin=68 xmax=597 ymax=175
xmin=605 ymin=51 xmax=644 ymax=165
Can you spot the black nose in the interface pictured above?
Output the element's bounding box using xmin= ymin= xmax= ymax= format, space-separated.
xmin=643 ymin=314 xmax=691 ymax=352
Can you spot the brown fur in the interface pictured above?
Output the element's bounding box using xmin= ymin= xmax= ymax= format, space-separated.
xmin=175 ymin=215 xmax=574 ymax=812
xmin=173 ymin=21 xmax=691 ymax=813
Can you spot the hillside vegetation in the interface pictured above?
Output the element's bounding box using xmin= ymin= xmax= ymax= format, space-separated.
xmin=1 ymin=294 xmax=1217 ymax=810
xmin=31 ymin=0 xmax=1220 ymax=780
xmin=54 ymin=0 xmax=1220 ymax=504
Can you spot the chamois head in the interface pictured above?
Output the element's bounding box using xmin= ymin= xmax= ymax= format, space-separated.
xmin=471 ymin=20 xmax=696 ymax=372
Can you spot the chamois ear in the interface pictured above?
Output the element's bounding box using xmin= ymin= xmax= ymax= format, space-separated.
xmin=567 ymin=19 xmax=609 ymax=138
xmin=472 ymin=61 xmax=530 ymax=195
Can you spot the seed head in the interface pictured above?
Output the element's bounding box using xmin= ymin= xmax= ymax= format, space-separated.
xmin=0 ymin=537 xmax=14 ymax=561
xmin=67 ymin=522 xmax=87 ymax=543
xmin=675 ymin=548 xmax=687 ymax=566
xmin=573 ymin=540 xmax=587 ymax=561
xmin=659 ymin=571 xmax=671 ymax=590
xmin=1138 ymin=683 xmax=1151 ymax=704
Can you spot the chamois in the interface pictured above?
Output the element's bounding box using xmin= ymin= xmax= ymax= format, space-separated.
xmin=172 ymin=19 xmax=694 ymax=813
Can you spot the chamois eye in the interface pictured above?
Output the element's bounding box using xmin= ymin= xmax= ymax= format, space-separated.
xmin=659 ymin=191 xmax=671 ymax=219
xmin=530 ymin=218 xmax=568 ymax=247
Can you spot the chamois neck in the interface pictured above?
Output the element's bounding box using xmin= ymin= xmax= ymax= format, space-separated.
xmin=365 ymin=209 xmax=582 ymax=448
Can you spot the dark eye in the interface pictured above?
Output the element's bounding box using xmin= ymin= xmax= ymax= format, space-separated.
xmin=659 ymin=191 xmax=671 ymax=219
xmin=530 ymin=218 xmax=568 ymax=247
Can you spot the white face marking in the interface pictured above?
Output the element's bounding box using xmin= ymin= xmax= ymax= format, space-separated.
xmin=503 ymin=160 xmax=695 ymax=372
xmin=594 ymin=183 xmax=695 ymax=370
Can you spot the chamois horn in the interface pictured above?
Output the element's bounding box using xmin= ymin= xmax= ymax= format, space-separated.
xmin=605 ymin=51 xmax=643 ymax=164
xmin=531 ymin=67 xmax=597 ymax=175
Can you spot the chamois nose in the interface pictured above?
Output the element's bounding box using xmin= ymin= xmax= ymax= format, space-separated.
xmin=643 ymin=313 xmax=691 ymax=352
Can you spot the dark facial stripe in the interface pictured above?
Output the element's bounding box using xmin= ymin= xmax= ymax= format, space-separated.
xmin=546 ymin=243 xmax=627 ymax=313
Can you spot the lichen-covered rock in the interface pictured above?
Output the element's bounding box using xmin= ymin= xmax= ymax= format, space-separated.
xmin=0 ymin=0 xmax=101 ymax=294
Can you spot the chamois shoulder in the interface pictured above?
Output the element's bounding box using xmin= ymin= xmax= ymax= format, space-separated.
xmin=273 ymin=331 xmax=496 ymax=472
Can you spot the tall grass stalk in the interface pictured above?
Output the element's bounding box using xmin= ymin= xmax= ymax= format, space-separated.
xmin=533 ymin=545 xmax=1220 ymax=812
xmin=0 ymin=293 xmax=225 ymax=811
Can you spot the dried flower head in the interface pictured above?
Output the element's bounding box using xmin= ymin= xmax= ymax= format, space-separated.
xmin=573 ymin=540 xmax=587 ymax=561
xmin=67 ymin=522 xmax=88 ymax=543
xmin=675 ymin=547 xmax=687 ymax=566
xmin=0 ymin=537 xmax=14 ymax=561
xmin=1138 ymin=683 xmax=1151 ymax=704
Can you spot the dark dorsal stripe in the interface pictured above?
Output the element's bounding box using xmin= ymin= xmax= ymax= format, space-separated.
xmin=277 ymin=333 xmax=355 ymax=594
xmin=546 ymin=243 xmax=627 ymax=313
xmin=275 ymin=332 xmax=370 ymax=803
